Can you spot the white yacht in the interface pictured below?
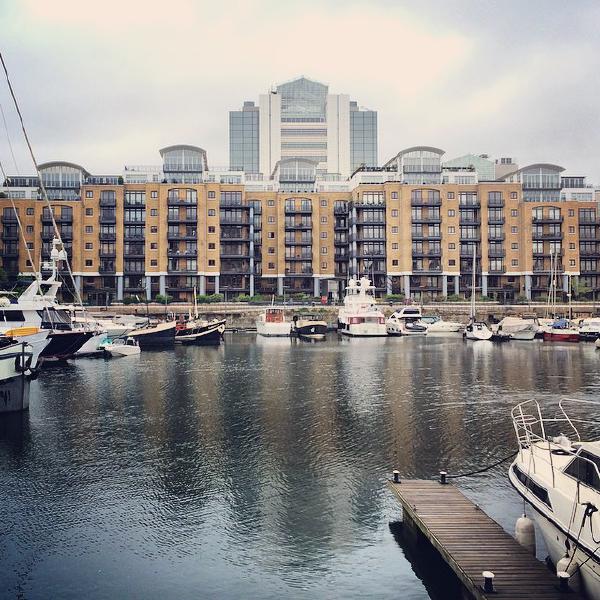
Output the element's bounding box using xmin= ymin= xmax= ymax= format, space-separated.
xmin=386 ymin=306 xmax=428 ymax=336
xmin=463 ymin=246 xmax=492 ymax=341
xmin=578 ymin=318 xmax=600 ymax=342
xmin=492 ymin=316 xmax=538 ymax=341
xmin=256 ymin=306 xmax=291 ymax=337
xmin=510 ymin=399 xmax=600 ymax=598
xmin=337 ymin=277 xmax=386 ymax=337
xmin=420 ymin=315 xmax=463 ymax=333
xmin=103 ymin=337 xmax=141 ymax=358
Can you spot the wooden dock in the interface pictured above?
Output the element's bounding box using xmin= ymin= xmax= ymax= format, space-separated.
xmin=388 ymin=479 xmax=581 ymax=599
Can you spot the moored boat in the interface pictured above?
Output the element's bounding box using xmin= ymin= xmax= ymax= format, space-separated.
xmin=256 ymin=306 xmax=291 ymax=337
xmin=175 ymin=318 xmax=226 ymax=345
xmin=543 ymin=318 xmax=580 ymax=343
xmin=337 ymin=277 xmax=386 ymax=337
xmin=492 ymin=316 xmax=538 ymax=341
xmin=578 ymin=318 xmax=600 ymax=342
xmin=103 ymin=337 xmax=141 ymax=357
xmin=0 ymin=336 xmax=35 ymax=413
xmin=420 ymin=315 xmax=463 ymax=333
xmin=463 ymin=245 xmax=492 ymax=341
xmin=126 ymin=320 xmax=177 ymax=349
xmin=386 ymin=306 xmax=428 ymax=336
xmin=291 ymin=314 xmax=327 ymax=340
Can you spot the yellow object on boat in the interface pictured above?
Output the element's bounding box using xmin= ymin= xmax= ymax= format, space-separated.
xmin=3 ymin=327 xmax=40 ymax=337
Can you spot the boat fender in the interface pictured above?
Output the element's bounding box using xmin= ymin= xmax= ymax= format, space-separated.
xmin=14 ymin=352 xmax=33 ymax=373
xmin=28 ymin=367 xmax=40 ymax=381
xmin=515 ymin=514 xmax=535 ymax=555
xmin=556 ymin=553 xmax=581 ymax=592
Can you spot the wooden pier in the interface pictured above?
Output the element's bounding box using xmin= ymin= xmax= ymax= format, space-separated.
xmin=388 ymin=479 xmax=581 ymax=599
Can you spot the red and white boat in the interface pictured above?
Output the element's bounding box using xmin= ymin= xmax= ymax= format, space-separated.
xmin=542 ymin=318 xmax=580 ymax=342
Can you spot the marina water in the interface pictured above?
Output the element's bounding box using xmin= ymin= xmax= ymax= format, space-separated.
xmin=1 ymin=335 xmax=599 ymax=599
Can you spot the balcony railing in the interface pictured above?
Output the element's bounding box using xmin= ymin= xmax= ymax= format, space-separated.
xmin=411 ymin=197 xmax=442 ymax=207
xmin=532 ymin=216 xmax=564 ymax=224
xmin=284 ymin=206 xmax=312 ymax=214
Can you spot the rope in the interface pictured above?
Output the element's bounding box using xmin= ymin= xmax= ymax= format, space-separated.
xmin=0 ymin=51 xmax=85 ymax=312
xmin=440 ymin=450 xmax=518 ymax=480
xmin=0 ymin=101 xmax=19 ymax=175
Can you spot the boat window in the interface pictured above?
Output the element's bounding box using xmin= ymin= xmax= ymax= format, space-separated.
xmin=265 ymin=310 xmax=284 ymax=323
xmin=512 ymin=465 xmax=552 ymax=508
xmin=0 ymin=310 xmax=25 ymax=321
xmin=38 ymin=308 xmax=72 ymax=330
xmin=564 ymin=450 xmax=600 ymax=492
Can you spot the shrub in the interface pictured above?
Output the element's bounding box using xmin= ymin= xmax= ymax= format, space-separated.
xmin=196 ymin=293 xmax=224 ymax=304
xmin=155 ymin=294 xmax=173 ymax=304
xmin=446 ymin=294 xmax=461 ymax=302
xmin=123 ymin=296 xmax=138 ymax=305
xmin=514 ymin=294 xmax=530 ymax=305
xmin=384 ymin=294 xmax=405 ymax=302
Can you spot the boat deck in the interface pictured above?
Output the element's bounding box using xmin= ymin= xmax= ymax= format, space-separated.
xmin=388 ymin=479 xmax=582 ymax=599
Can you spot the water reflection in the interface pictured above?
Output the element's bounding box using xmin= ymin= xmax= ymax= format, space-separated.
xmin=0 ymin=335 xmax=599 ymax=598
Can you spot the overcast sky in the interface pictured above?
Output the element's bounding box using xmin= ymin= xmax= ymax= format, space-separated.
xmin=1 ymin=0 xmax=599 ymax=181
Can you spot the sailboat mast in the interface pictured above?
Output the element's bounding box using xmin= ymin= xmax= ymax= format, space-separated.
xmin=470 ymin=243 xmax=477 ymax=319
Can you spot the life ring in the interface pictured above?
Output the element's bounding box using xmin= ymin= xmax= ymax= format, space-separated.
xmin=15 ymin=352 xmax=33 ymax=373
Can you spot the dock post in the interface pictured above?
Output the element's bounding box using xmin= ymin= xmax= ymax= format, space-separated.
xmin=482 ymin=571 xmax=495 ymax=593
xmin=393 ymin=470 xmax=400 ymax=483
xmin=558 ymin=571 xmax=570 ymax=592
xmin=439 ymin=471 xmax=447 ymax=485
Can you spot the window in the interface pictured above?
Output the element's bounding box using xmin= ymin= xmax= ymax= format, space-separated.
xmin=570 ymin=243 xmax=576 ymax=250
xmin=449 ymin=243 xmax=455 ymax=250
xmin=85 ymin=208 xmax=93 ymax=216
xmin=85 ymin=226 xmax=93 ymax=234
xmin=570 ymin=259 xmax=576 ymax=267
xmin=26 ymin=207 xmax=34 ymax=215
xmin=391 ymin=192 xmax=398 ymax=199
xmin=448 ymin=226 xmax=455 ymax=234
xmin=268 ymin=216 xmax=275 ymax=224
xmin=511 ymin=209 xmax=518 ymax=217
xmin=569 ymin=226 xmax=575 ymax=234
xmin=208 ymin=243 xmax=215 ymax=250
xmin=321 ymin=247 xmax=327 ymax=254
xmin=150 ymin=259 xmax=158 ymax=266
xmin=151 ymin=226 xmax=158 ymax=234
xmin=151 ymin=243 xmax=157 ymax=249
xmin=510 ymin=192 xmax=517 ymax=199
xmin=449 ymin=259 xmax=456 ymax=266
xmin=26 ymin=260 xmax=32 ymax=267
xmin=26 ymin=225 xmax=33 ymax=233
xmin=125 ymin=191 xmax=145 ymax=206
xmin=511 ymin=226 xmax=518 ymax=233
xmin=151 ymin=191 xmax=158 ymax=199
xmin=568 ymin=209 xmax=575 ymax=217
xmin=512 ymin=259 xmax=518 ymax=266
xmin=85 ymin=259 xmax=93 ymax=266
xmin=564 ymin=450 xmax=600 ymax=492
xmin=391 ymin=209 xmax=398 ymax=217
xmin=208 ymin=259 xmax=215 ymax=266
xmin=447 ymin=192 xmax=454 ymax=199
xmin=85 ymin=242 xmax=93 ymax=250
xmin=392 ymin=243 xmax=398 ymax=250
xmin=448 ymin=209 xmax=455 ymax=217
xmin=268 ymin=247 xmax=275 ymax=254
xmin=392 ymin=259 xmax=398 ymax=266
xmin=321 ymin=261 xmax=327 ymax=269
xmin=391 ymin=226 xmax=398 ymax=234
xmin=208 ymin=209 xmax=216 ymax=216
xmin=320 ymin=216 xmax=327 ymax=223
xmin=512 ymin=243 xmax=518 ymax=250
xmin=150 ymin=209 xmax=158 ymax=217
xmin=321 ymin=232 xmax=327 ymax=239
xmin=208 ymin=191 xmax=216 ymax=199
xmin=268 ymin=262 xmax=275 ymax=269
xmin=268 ymin=232 xmax=275 ymax=239
xmin=320 ymin=199 xmax=327 ymax=207
xmin=26 ymin=242 xmax=34 ymax=249
xmin=86 ymin=190 xmax=93 ymax=198
xmin=267 ymin=199 xmax=275 ymax=207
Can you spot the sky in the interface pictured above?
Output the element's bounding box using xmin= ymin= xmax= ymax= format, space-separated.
xmin=1 ymin=0 xmax=599 ymax=181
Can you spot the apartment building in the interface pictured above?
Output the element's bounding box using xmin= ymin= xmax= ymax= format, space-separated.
xmin=1 ymin=145 xmax=599 ymax=304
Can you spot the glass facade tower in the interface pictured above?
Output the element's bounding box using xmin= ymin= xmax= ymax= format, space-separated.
xmin=229 ymin=101 xmax=260 ymax=173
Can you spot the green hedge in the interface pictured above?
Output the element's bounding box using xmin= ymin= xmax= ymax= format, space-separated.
xmin=196 ymin=294 xmax=224 ymax=304
xmin=384 ymin=294 xmax=405 ymax=302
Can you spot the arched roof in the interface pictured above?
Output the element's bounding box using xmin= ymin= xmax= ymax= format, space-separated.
xmin=37 ymin=161 xmax=90 ymax=177
xmin=159 ymin=144 xmax=207 ymax=156
xmin=383 ymin=146 xmax=445 ymax=167
xmin=498 ymin=163 xmax=565 ymax=180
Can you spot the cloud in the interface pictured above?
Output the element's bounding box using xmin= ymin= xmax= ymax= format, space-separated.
xmin=0 ymin=0 xmax=599 ymax=182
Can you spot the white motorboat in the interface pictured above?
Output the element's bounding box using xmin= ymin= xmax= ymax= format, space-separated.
xmin=256 ymin=306 xmax=291 ymax=337
xmin=492 ymin=316 xmax=538 ymax=341
xmin=463 ymin=245 xmax=492 ymax=341
xmin=420 ymin=315 xmax=463 ymax=333
xmin=510 ymin=399 xmax=600 ymax=598
xmin=0 ymin=335 xmax=35 ymax=413
xmin=103 ymin=337 xmax=141 ymax=357
xmin=1 ymin=327 xmax=50 ymax=370
xmin=386 ymin=306 xmax=428 ymax=336
xmin=291 ymin=314 xmax=327 ymax=340
xmin=596 ymin=338 xmax=600 ymax=349
xmin=578 ymin=318 xmax=600 ymax=342
xmin=337 ymin=277 xmax=386 ymax=337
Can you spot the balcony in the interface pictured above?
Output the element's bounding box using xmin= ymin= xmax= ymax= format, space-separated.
xmin=168 ymin=249 xmax=197 ymax=258
xmin=100 ymin=213 xmax=117 ymax=224
xmin=580 ymin=248 xmax=600 ymax=257
xmin=99 ymin=197 xmax=117 ymax=207
xmin=411 ymin=197 xmax=441 ymax=207
xmin=412 ymin=232 xmax=442 ymax=241
xmin=334 ymin=253 xmax=348 ymax=261
xmin=2 ymin=231 xmax=18 ymax=240
xmin=533 ymin=263 xmax=564 ymax=273
xmin=488 ymin=233 xmax=505 ymax=241
xmin=532 ymin=216 xmax=564 ymax=224
xmin=533 ymin=231 xmax=563 ymax=240
xmin=285 ymin=222 xmax=312 ymax=230
xmin=412 ymin=249 xmax=442 ymax=258
xmin=357 ymin=218 xmax=386 ymax=225
xmin=488 ymin=217 xmax=505 ymax=225
xmin=123 ymin=218 xmax=146 ymax=226
xmin=124 ymin=232 xmax=145 ymax=240
xmin=459 ymin=234 xmax=481 ymax=242
xmin=334 ymin=237 xmax=348 ymax=245
xmin=99 ymin=264 xmax=116 ymax=274
xmin=167 ymin=231 xmax=197 ymax=240
xmin=487 ymin=247 xmax=506 ymax=258
xmin=487 ymin=197 xmax=505 ymax=207
xmin=167 ymin=213 xmax=197 ymax=224
xmin=358 ymin=234 xmax=385 ymax=242
xmin=580 ymin=233 xmax=600 ymax=241
xmin=286 ymin=255 xmax=313 ymax=261
xmin=334 ymin=223 xmax=349 ymax=231
xmin=220 ymin=217 xmax=249 ymax=225
xmin=1 ymin=213 xmax=18 ymax=223
xmin=99 ymin=250 xmax=117 ymax=258
xmin=459 ymin=217 xmax=481 ymax=225
xmin=460 ymin=248 xmax=482 ymax=258
xmin=411 ymin=266 xmax=443 ymax=274
xmin=2 ymin=246 xmax=18 ymax=257
xmin=488 ymin=266 xmax=506 ymax=274
xmin=99 ymin=232 xmax=116 ymax=241
xmin=220 ymin=251 xmax=250 ymax=259
xmin=360 ymin=250 xmax=386 ymax=258
xmin=286 ymin=238 xmax=312 ymax=246
xmin=285 ymin=268 xmax=314 ymax=276
xmin=285 ymin=206 xmax=312 ymax=214
xmin=458 ymin=198 xmax=480 ymax=208
xmin=334 ymin=205 xmax=349 ymax=215
xmin=167 ymin=196 xmax=197 ymax=207
xmin=579 ymin=217 xmax=600 ymax=225
xmin=411 ymin=215 xmax=441 ymax=224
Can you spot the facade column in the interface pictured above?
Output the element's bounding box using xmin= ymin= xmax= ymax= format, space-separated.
xmin=146 ymin=276 xmax=152 ymax=301
xmin=313 ymin=277 xmax=320 ymax=298
xmin=454 ymin=275 xmax=460 ymax=296
xmin=442 ymin=275 xmax=448 ymax=297
xmin=199 ymin=275 xmax=206 ymax=296
xmin=277 ymin=275 xmax=284 ymax=296
xmin=117 ymin=275 xmax=124 ymax=301
xmin=386 ymin=277 xmax=392 ymax=295
xmin=250 ymin=274 xmax=255 ymax=297
xmin=249 ymin=206 xmax=255 ymax=297
xmin=403 ymin=274 xmax=410 ymax=298
xmin=159 ymin=274 xmax=166 ymax=296
xmin=525 ymin=274 xmax=532 ymax=300
xmin=74 ymin=275 xmax=81 ymax=294
xmin=562 ymin=274 xmax=569 ymax=293
xmin=214 ymin=275 xmax=220 ymax=295
xmin=481 ymin=274 xmax=488 ymax=297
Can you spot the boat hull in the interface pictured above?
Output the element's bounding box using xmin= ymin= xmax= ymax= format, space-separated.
xmin=127 ymin=322 xmax=176 ymax=348
xmin=542 ymin=331 xmax=580 ymax=342
xmin=176 ymin=320 xmax=226 ymax=345
xmin=106 ymin=346 xmax=140 ymax=357
xmin=0 ymin=373 xmax=30 ymax=413
xmin=292 ymin=322 xmax=327 ymax=340
xmin=338 ymin=321 xmax=387 ymax=337
xmin=256 ymin=321 xmax=291 ymax=337
xmin=40 ymin=330 xmax=95 ymax=361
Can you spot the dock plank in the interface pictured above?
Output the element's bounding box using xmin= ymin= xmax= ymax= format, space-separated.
xmin=388 ymin=479 xmax=580 ymax=599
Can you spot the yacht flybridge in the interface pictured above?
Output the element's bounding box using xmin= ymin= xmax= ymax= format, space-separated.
xmin=510 ymin=399 xmax=600 ymax=598
xmin=337 ymin=277 xmax=386 ymax=337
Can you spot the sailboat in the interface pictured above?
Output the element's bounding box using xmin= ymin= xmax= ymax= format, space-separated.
xmin=463 ymin=244 xmax=492 ymax=340
xmin=174 ymin=287 xmax=226 ymax=344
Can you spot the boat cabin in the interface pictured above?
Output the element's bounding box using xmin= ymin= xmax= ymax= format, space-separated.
xmin=563 ymin=444 xmax=600 ymax=492
xmin=265 ymin=308 xmax=285 ymax=323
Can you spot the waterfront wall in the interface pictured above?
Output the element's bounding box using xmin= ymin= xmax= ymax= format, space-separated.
xmin=86 ymin=302 xmax=600 ymax=330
